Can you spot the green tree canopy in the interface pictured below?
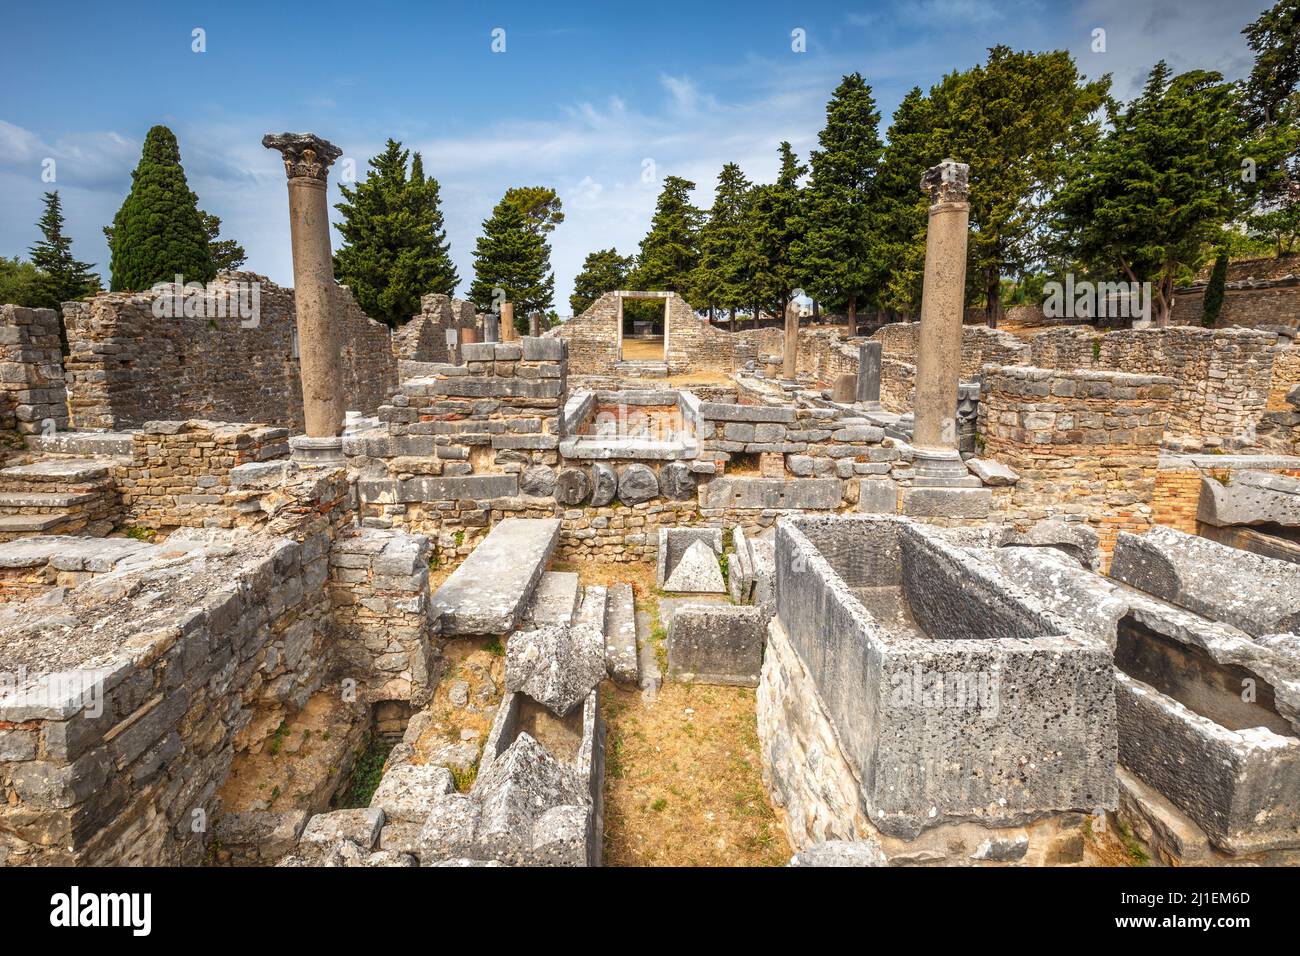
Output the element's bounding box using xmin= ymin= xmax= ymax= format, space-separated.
xmin=0 ymin=257 xmax=45 ymax=309
xmin=793 ymin=72 xmax=884 ymax=329
xmin=631 ymin=176 xmax=702 ymax=294
xmin=693 ymin=162 xmax=754 ymax=320
xmin=570 ymin=247 xmax=633 ymax=315
xmin=876 ymin=87 xmax=936 ymax=315
xmin=200 ymin=211 xmax=248 ymax=273
xmin=931 ymin=46 xmax=1110 ymax=325
xmin=1053 ymin=62 xmax=1249 ymax=323
xmin=744 ymin=143 xmax=806 ymax=320
xmin=1243 ymin=0 xmax=1300 ymax=130
xmin=29 ymin=191 xmax=100 ymax=309
xmin=333 ymin=139 xmax=458 ymax=328
xmin=468 ymin=192 xmax=556 ymax=328
xmin=502 ymin=186 xmax=565 ymax=235
xmin=108 ymin=125 xmax=214 ymax=291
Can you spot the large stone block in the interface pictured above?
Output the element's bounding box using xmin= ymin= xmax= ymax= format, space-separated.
xmin=700 ymin=477 xmax=841 ymax=510
xmin=667 ymin=604 xmax=768 ymax=686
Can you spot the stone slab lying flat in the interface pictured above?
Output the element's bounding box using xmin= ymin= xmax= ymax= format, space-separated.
xmin=431 ymin=518 xmax=561 ymax=635
xmin=526 ymin=571 xmax=581 ymax=626
xmin=0 ymin=458 xmax=111 ymax=484
xmin=1198 ymin=470 xmax=1300 ymax=529
xmin=604 ymin=583 xmax=639 ymax=685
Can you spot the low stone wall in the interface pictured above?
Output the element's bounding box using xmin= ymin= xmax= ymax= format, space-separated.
xmin=1175 ymin=277 xmax=1300 ymax=332
xmin=0 ymin=304 xmax=69 ymax=441
xmin=328 ymin=528 xmax=441 ymax=707
xmin=392 ymin=293 xmax=482 ymax=365
xmin=1027 ymin=326 xmax=1276 ymax=447
xmin=119 ymin=420 xmax=291 ymax=531
xmin=549 ymin=292 xmax=739 ymax=374
xmin=979 ymin=365 xmax=1174 ymax=560
xmin=1270 ymin=344 xmax=1300 ymax=411
xmin=0 ymin=531 xmax=334 ymax=865
xmin=63 ymin=274 xmax=398 ymax=431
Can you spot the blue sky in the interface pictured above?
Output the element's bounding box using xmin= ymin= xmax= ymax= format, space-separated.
xmin=0 ymin=0 xmax=1273 ymax=312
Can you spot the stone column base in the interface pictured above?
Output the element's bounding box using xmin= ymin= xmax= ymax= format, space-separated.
xmin=912 ymin=447 xmax=980 ymax=488
xmin=290 ymin=434 xmax=345 ymax=467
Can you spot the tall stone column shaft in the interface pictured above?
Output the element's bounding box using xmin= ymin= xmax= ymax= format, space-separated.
xmin=263 ymin=132 xmax=345 ymax=441
xmin=500 ymin=302 xmax=516 ymax=341
xmin=782 ymin=301 xmax=799 ymax=380
xmin=912 ymin=160 xmax=970 ymax=465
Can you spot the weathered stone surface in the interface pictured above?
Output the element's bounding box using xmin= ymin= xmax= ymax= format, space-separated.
xmin=589 ymin=462 xmax=617 ymax=506
xmin=617 ymin=463 xmax=659 ymax=505
xmin=1004 ymin=519 xmax=1101 ymax=571
xmin=668 ymin=604 xmax=768 ymax=686
xmin=418 ymin=734 xmax=591 ymax=866
xmin=857 ymin=478 xmax=898 ymax=514
xmin=520 ymin=464 xmax=557 ymax=498
xmin=431 ymin=518 xmax=560 ymax=635
xmin=662 ymin=539 xmax=726 ymax=593
xmin=604 ymin=583 xmax=639 ymax=685
xmin=369 ymin=763 xmax=455 ymax=824
xmin=553 ymin=467 xmax=590 ymax=505
xmin=900 ymin=486 xmax=992 ymax=518
xmin=658 ymin=461 xmax=697 ymax=500
xmin=700 ymin=477 xmax=841 ymax=510
xmin=789 ymin=840 xmax=887 ymax=867
xmin=526 ymin=571 xmax=580 ymax=627
xmin=1198 ymin=470 xmax=1300 ymax=529
xmin=1111 ymin=526 xmax=1300 ymax=637
xmin=656 ymin=526 xmax=722 ymax=588
xmin=966 ymin=457 xmax=1020 ymax=486
xmin=505 ymin=623 xmax=606 ymax=716
xmin=300 ymin=808 xmax=384 ymax=851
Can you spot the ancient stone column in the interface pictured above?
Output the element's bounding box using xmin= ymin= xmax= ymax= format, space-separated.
xmin=263 ymin=132 xmax=345 ymax=464
xmin=500 ymin=302 xmax=516 ymax=341
xmin=483 ymin=312 xmax=500 ymax=343
xmin=782 ymin=300 xmax=799 ymax=380
xmin=857 ymin=340 xmax=882 ymax=410
xmin=912 ymin=159 xmax=971 ymax=481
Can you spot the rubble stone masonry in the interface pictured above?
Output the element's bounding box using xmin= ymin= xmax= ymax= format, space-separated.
xmin=0 ymin=305 xmax=68 ymax=441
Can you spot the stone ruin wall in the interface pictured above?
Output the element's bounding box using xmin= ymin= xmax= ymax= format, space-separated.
xmin=1175 ymin=277 xmax=1300 ymax=332
xmin=0 ymin=305 xmax=69 ymax=444
xmin=549 ymin=292 xmax=742 ymax=374
xmin=978 ymin=365 xmax=1174 ymax=561
xmin=392 ymin=293 xmax=483 ymax=370
xmin=61 ymin=275 xmax=399 ymax=433
xmin=1270 ymin=344 xmax=1300 ymax=411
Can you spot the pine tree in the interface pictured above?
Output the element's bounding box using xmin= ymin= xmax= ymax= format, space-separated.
xmin=1243 ymin=0 xmax=1300 ymax=130
xmin=570 ymin=248 xmax=634 ymax=315
xmin=876 ymin=88 xmax=937 ymax=316
xmin=744 ymin=143 xmax=806 ymax=321
xmin=469 ymin=193 xmax=555 ymax=330
xmin=694 ymin=163 xmax=754 ymax=326
xmin=502 ymin=186 xmax=565 ymax=235
xmin=794 ymin=73 xmax=884 ymax=334
xmin=1053 ymin=62 xmax=1247 ymax=324
xmin=108 ymin=125 xmax=214 ymax=291
xmin=631 ymin=176 xmax=702 ymax=294
xmin=334 ymin=140 xmax=458 ymax=327
xmin=200 ymin=211 xmax=247 ymax=273
xmin=29 ymin=191 xmax=100 ymax=309
xmin=930 ymin=47 xmax=1109 ymax=326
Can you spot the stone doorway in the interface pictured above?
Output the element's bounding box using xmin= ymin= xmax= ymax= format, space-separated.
xmin=615 ymin=291 xmax=672 ymax=364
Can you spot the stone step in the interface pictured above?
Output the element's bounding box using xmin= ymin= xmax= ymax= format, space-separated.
xmin=430 ymin=517 xmax=561 ymax=636
xmin=0 ymin=513 xmax=72 ymax=535
xmin=0 ymin=490 xmax=99 ymax=510
xmin=574 ymin=584 xmax=608 ymax=632
xmin=604 ymin=583 xmax=640 ymax=685
xmin=526 ymin=570 xmax=581 ymax=626
xmin=0 ymin=457 xmax=113 ymax=487
xmin=27 ymin=431 xmax=135 ymax=457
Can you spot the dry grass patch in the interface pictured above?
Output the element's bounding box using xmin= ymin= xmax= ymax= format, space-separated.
xmin=602 ymin=681 xmax=790 ymax=867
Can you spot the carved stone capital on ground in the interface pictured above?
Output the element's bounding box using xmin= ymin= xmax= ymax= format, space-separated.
xmin=920 ymin=159 xmax=970 ymax=205
xmin=262 ymin=132 xmax=343 ymax=181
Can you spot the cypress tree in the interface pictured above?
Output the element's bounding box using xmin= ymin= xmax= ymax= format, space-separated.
xmin=334 ymin=140 xmax=458 ymax=327
xmin=694 ymin=163 xmax=754 ymax=326
xmin=469 ymin=194 xmax=555 ymax=329
xmin=1202 ymin=251 xmax=1230 ymax=327
xmin=29 ymin=190 xmax=100 ymax=309
xmin=632 ymin=176 xmax=702 ymax=293
xmin=794 ymin=73 xmax=884 ymax=334
xmin=745 ymin=143 xmax=806 ymax=321
xmin=876 ymin=88 xmax=936 ymax=316
xmin=108 ymin=125 xmax=214 ymax=291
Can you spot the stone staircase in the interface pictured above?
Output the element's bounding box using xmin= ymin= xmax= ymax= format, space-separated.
xmin=0 ymin=433 xmax=133 ymax=542
xmin=0 ymin=457 xmax=122 ymax=542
